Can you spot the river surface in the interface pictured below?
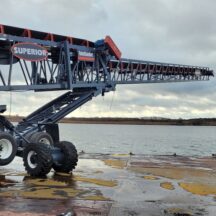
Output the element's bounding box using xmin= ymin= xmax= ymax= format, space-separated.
xmin=59 ymin=123 xmax=216 ymax=156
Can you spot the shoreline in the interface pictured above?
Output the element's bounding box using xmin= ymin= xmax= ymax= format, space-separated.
xmin=5 ymin=115 xmax=216 ymax=126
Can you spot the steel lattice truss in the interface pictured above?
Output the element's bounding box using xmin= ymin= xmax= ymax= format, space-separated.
xmin=0 ymin=24 xmax=213 ymax=93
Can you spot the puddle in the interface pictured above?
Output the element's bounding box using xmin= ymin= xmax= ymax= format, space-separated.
xmin=78 ymin=159 xmax=108 ymax=170
xmin=0 ymin=175 xmax=17 ymax=187
xmin=0 ymin=186 xmax=81 ymax=199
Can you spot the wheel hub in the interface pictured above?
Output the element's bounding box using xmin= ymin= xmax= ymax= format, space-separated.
xmin=27 ymin=151 xmax=38 ymax=169
xmin=30 ymin=155 xmax=37 ymax=164
xmin=39 ymin=138 xmax=50 ymax=145
xmin=0 ymin=139 xmax=13 ymax=159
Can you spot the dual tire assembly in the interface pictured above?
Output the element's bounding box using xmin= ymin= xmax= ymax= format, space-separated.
xmin=0 ymin=132 xmax=78 ymax=176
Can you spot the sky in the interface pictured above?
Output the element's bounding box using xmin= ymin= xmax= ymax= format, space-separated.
xmin=0 ymin=0 xmax=216 ymax=119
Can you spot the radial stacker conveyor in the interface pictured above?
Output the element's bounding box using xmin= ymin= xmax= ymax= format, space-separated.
xmin=0 ymin=24 xmax=213 ymax=176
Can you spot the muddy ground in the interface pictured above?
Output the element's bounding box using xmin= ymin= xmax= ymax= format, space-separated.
xmin=0 ymin=153 xmax=216 ymax=215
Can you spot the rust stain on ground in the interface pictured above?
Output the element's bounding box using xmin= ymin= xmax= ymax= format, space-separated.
xmin=129 ymin=166 xmax=215 ymax=180
xmin=25 ymin=178 xmax=67 ymax=187
xmin=179 ymin=182 xmax=216 ymax=196
xmin=0 ymin=187 xmax=82 ymax=199
xmin=74 ymin=175 xmax=117 ymax=187
xmin=103 ymin=159 xmax=126 ymax=169
xmin=160 ymin=182 xmax=175 ymax=190
xmin=83 ymin=195 xmax=110 ymax=201
xmin=143 ymin=175 xmax=159 ymax=180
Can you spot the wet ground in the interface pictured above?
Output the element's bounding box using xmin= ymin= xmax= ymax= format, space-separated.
xmin=0 ymin=153 xmax=216 ymax=215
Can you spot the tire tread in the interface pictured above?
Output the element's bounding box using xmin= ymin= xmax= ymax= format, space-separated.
xmin=53 ymin=141 xmax=78 ymax=173
xmin=23 ymin=143 xmax=53 ymax=176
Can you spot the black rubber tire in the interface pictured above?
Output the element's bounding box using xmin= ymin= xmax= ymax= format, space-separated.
xmin=29 ymin=132 xmax=54 ymax=146
xmin=23 ymin=143 xmax=53 ymax=176
xmin=0 ymin=132 xmax=17 ymax=166
xmin=53 ymin=141 xmax=78 ymax=173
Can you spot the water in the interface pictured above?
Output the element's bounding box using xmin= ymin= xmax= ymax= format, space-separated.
xmin=59 ymin=123 xmax=216 ymax=156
